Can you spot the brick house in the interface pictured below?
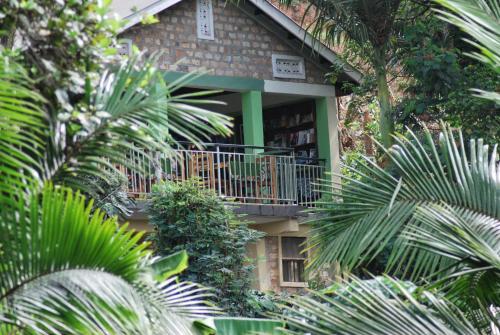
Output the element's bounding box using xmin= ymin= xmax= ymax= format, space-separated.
xmin=111 ymin=0 xmax=361 ymax=292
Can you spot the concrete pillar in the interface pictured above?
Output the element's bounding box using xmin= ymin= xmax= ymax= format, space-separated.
xmin=254 ymin=238 xmax=271 ymax=290
xmin=315 ymin=96 xmax=341 ymax=178
xmin=242 ymin=90 xmax=264 ymax=153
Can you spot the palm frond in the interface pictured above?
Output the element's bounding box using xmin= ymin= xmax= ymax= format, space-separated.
xmin=48 ymin=54 xmax=232 ymax=196
xmin=306 ymin=125 xmax=499 ymax=281
xmin=403 ymin=204 xmax=500 ymax=331
xmin=4 ymin=269 xmax=152 ymax=334
xmin=0 ymin=185 xmax=216 ymax=334
xmin=279 ymin=276 xmax=479 ymax=335
xmin=150 ymin=277 xmax=219 ymax=319
xmin=0 ymin=57 xmax=46 ymax=205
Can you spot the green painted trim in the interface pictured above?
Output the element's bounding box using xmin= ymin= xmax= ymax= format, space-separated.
xmin=242 ymin=91 xmax=264 ymax=153
xmin=163 ymin=71 xmax=264 ymax=91
xmin=315 ymin=97 xmax=331 ymax=171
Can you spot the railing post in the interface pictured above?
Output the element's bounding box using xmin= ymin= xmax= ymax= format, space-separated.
xmin=292 ymin=157 xmax=297 ymax=205
xmin=216 ymin=145 xmax=222 ymax=197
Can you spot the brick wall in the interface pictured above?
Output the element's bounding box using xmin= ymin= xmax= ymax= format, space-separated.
xmin=120 ymin=0 xmax=328 ymax=84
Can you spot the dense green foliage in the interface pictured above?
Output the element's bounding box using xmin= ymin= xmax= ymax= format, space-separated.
xmin=148 ymin=180 xmax=264 ymax=316
xmin=277 ymin=2 xmax=500 ymax=334
xmin=0 ymin=185 xmax=216 ymax=334
xmin=0 ymin=0 xmax=119 ymax=112
xmin=0 ymin=0 xmax=235 ymax=333
xmin=280 ymin=276 xmax=479 ymax=334
xmin=82 ymin=169 xmax=133 ymax=218
xmin=280 ymin=123 xmax=499 ymax=334
xmin=396 ymin=16 xmax=499 ymax=142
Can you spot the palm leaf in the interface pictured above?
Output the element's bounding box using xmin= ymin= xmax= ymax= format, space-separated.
xmin=434 ymin=0 xmax=499 ymax=71
xmin=279 ymin=276 xmax=479 ymax=335
xmin=0 ymin=185 xmax=216 ymax=334
xmin=0 ymin=57 xmax=46 ymax=206
xmin=48 ymin=54 xmax=232 ymax=196
xmin=306 ymin=125 xmax=499 ymax=281
xmin=403 ymin=204 xmax=500 ymax=331
xmin=0 ymin=54 xmax=232 ymax=211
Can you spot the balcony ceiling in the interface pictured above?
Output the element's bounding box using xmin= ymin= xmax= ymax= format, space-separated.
xmin=197 ymin=92 xmax=311 ymax=116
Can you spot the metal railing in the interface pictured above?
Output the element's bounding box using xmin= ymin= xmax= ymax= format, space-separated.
xmin=121 ymin=144 xmax=326 ymax=207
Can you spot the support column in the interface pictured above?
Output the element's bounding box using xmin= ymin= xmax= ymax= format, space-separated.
xmin=315 ymin=96 xmax=341 ymax=178
xmin=242 ymin=90 xmax=264 ymax=153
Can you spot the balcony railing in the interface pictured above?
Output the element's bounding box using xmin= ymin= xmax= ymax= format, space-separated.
xmin=120 ymin=143 xmax=326 ymax=207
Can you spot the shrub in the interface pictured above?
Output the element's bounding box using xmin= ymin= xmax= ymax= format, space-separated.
xmin=147 ymin=179 xmax=264 ymax=316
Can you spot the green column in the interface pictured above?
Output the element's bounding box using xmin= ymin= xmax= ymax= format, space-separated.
xmin=242 ymin=90 xmax=264 ymax=153
xmin=315 ymin=97 xmax=332 ymax=172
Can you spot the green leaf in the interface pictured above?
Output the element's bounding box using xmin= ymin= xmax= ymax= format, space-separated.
xmin=150 ymin=250 xmax=189 ymax=282
xmin=279 ymin=276 xmax=479 ymax=335
xmin=0 ymin=185 xmax=215 ymax=334
xmin=210 ymin=317 xmax=285 ymax=335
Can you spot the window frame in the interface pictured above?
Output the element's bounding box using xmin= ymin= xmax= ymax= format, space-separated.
xmin=278 ymin=236 xmax=308 ymax=287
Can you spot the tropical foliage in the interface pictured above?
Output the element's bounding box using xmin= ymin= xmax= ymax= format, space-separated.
xmin=0 ymin=0 xmax=232 ymax=209
xmin=279 ymin=276 xmax=480 ymax=335
xmin=280 ymin=0 xmax=428 ymax=147
xmin=434 ymin=0 xmax=499 ymax=79
xmin=0 ymin=0 xmax=236 ymax=332
xmin=395 ymin=15 xmax=499 ymax=142
xmin=274 ymin=1 xmax=499 ymax=334
xmin=148 ymin=179 xmax=265 ymax=316
xmin=279 ymin=126 xmax=499 ymax=334
xmin=0 ymin=186 xmax=216 ymax=334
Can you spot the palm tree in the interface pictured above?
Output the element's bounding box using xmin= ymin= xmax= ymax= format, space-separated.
xmin=279 ymin=179 xmax=499 ymax=332
xmin=275 ymin=1 xmax=500 ymax=333
xmin=0 ymin=185 xmax=217 ymax=334
xmin=305 ymin=124 xmax=499 ymax=276
xmin=0 ymin=54 xmax=286 ymax=334
xmin=280 ymin=0 xmax=416 ymax=147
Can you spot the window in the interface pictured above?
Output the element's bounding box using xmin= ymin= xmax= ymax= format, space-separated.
xmin=272 ymin=54 xmax=306 ymax=79
xmin=280 ymin=237 xmax=307 ymax=285
xmin=196 ymin=0 xmax=214 ymax=40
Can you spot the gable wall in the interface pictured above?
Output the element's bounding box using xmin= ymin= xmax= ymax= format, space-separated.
xmin=120 ymin=0 xmax=328 ymax=85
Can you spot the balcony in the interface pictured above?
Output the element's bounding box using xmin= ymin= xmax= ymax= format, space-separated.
xmin=121 ymin=143 xmax=326 ymax=209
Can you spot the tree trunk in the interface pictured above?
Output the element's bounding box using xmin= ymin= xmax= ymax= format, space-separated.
xmin=373 ymin=49 xmax=394 ymax=148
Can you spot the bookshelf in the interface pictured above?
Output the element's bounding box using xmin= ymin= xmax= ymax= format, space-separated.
xmin=263 ymin=100 xmax=317 ymax=163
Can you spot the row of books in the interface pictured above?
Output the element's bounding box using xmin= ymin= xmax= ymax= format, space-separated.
xmin=265 ymin=111 xmax=314 ymax=130
xmin=266 ymin=128 xmax=315 ymax=148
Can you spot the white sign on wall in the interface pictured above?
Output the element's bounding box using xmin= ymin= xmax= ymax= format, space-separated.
xmin=117 ymin=39 xmax=132 ymax=57
xmin=196 ymin=0 xmax=215 ymax=40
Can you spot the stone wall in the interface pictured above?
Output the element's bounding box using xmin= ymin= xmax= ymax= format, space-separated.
xmin=120 ymin=0 xmax=327 ymax=84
